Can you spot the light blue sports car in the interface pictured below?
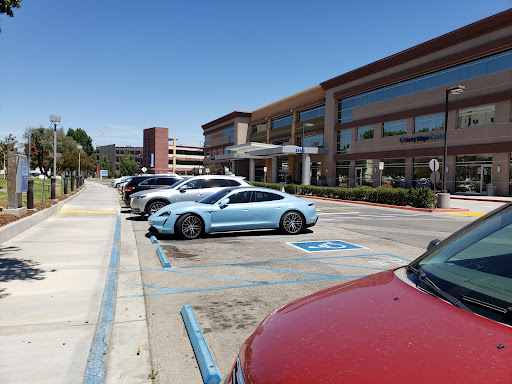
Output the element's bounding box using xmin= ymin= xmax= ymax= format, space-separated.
xmin=147 ymin=186 xmax=318 ymax=239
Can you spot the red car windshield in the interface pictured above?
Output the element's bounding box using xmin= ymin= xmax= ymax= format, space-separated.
xmin=409 ymin=203 xmax=512 ymax=325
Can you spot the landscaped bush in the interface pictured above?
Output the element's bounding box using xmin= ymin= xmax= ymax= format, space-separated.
xmin=249 ymin=181 xmax=434 ymax=208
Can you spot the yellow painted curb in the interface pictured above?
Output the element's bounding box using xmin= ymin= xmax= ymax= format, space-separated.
xmin=441 ymin=212 xmax=485 ymax=217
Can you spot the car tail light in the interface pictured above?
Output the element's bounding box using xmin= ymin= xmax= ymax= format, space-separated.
xmin=125 ymin=187 xmax=134 ymax=191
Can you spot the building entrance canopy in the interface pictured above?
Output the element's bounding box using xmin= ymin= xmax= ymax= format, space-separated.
xmin=216 ymin=142 xmax=327 ymax=161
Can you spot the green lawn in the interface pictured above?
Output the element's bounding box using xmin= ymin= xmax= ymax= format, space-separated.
xmin=0 ymin=177 xmax=75 ymax=207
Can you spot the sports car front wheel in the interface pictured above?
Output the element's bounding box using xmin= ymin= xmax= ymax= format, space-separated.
xmin=280 ymin=211 xmax=305 ymax=235
xmin=176 ymin=213 xmax=203 ymax=240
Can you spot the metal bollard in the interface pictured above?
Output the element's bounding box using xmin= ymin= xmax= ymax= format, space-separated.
xmin=27 ymin=179 xmax=34 ymax=209
xmin=64 ymin=177 xmax=69 ymax=194
xmin=51 ymin=178 xmax=56 ymax=200
xmin=76 ymin=175 xmax=79 ymax=189
xmin=71 ymin=176 xmax=75 ymax=192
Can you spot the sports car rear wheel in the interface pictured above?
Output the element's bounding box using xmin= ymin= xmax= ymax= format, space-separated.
xmin=280 ymin=211 xmax=304 ymax=235
xmin=176 ymin=213 xmax=203 ymax=240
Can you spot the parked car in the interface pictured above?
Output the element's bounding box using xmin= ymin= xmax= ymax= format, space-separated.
xmin=112 ymin=176 xmax=132 ymax=188
xmin=147 ymin=186 xmax=318 ymax=239
xmin=122 ymin=174 xmax=183 ymax=203
xmin=130 ymin=175 xmax=251 ymax=216
xmin=222 ymin=202 xmax=512 ymax=383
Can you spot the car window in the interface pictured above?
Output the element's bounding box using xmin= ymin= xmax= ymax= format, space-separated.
xmin=252 ymin=191 xmax=284 ymax=202
xmin=139 ymin=178 xmax=156 ymax=186
xmin=184 ymin=179 xmax=203 ymax=189
xmin=154 ymin=178 xmax=178 ymax=186
xmin=227 ymin=191 xmax=252 ymax=204
xmin=203 ymin=178 xmax=232 ymax=188
xmin=228 ymin=179 xmax=242 ymax=187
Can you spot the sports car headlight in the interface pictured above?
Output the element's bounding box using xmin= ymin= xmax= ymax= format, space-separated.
xmin=159 ymin=211 xmax=171 ymax=216
xmin=136 ymin=195 xmax=146 ymax=199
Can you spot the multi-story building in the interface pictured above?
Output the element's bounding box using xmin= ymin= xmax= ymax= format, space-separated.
xmin=96 ymin=144 xmax=142 ymax=176
xmin=142 ymin=127 xmax=204 ymax=174
xmin=202 ymin=9 xmax=512 ymax=196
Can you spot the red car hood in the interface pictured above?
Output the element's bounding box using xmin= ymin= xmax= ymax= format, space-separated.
xmin=240 ymin=269 xmax=512 ymax=383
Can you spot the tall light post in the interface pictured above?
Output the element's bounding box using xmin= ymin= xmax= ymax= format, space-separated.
xmin=301 ymin=123 xmax=315 ymax=185
xmin=442 ymin=86 xmax=465 ymax=192
xmin=77 ymin=144 xmax=82 ymax=186
xmin=50 ymin=114 xmax=61 ymax=199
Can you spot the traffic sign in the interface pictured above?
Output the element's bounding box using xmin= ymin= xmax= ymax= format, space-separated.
xmin=379 ymin=161 xmax=384 ymax=170
xmin=430 ymin=171 xmax=441 ymax=184
xmin=429 ymin=159 xmax=439 ymax=171
xmin=288 ymin=240 xmax=366 ymax=253
xmin=141 ymin=166 xmax=147 ymax=173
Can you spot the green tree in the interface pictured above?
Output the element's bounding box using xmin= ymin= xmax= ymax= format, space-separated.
xmin=206 ymin=163 xmax=222 ymax=175
xmin=67 ymin=128 xmax=94 ymax=156
xmin=24 ymin=126 xmax=79 ymax=177
xmin=119 ymin=152 xmax=139 ymax=176
xmin=100 ymin=155 xmax=111 ymax=176
xmin=0 ymin=0 xmax=22 ymax=33
xmin=61 ymin=150 xmax=97 ymax=176
xmin=0 ymin=133 xmax=18 ymax=177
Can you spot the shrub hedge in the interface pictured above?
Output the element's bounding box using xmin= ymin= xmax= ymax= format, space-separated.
xmin=250 ymin=182 xmax=434 ymax=209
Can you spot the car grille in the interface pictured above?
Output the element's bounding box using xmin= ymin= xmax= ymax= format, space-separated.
xmin=228 ymin=358 xmax=246 ymax=384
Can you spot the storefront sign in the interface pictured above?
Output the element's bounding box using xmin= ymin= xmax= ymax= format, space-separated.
xmin=400 ymin=133 xmax=445 ymax=144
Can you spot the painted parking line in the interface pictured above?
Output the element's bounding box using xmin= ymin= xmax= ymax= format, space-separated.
xmin=289 ymin=240 xmax=366 ymax=252
xmin=119 ymin=253 xmax=410 ymax=298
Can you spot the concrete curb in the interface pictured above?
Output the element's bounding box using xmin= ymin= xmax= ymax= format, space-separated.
xmin=156 ymin=246 xmax=171 ymax=268
xmin=0 ymin=186 xmax=86 ymax=244
xmin=296 ymin=194 xmax=470 ymax=213
xmin=180 ymin=305 xmax=221 ymax=384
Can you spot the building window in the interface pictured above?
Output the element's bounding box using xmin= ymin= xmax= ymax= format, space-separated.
xmin=205 ymin=134 xmax=211 ymax=141
xmin=357 ymin=125 xmax=374 ymax=140
xmin=457 ymin=105 xmax=495 ymax=129
xmin=356 ymin=160 xmax=374 ymax=187
xmin=299 ymin=105 xmax=325 ymax=121
xmin=455 ymin=154 xmax=493 ymax=194
xmin=336 ymin=161 xmax=350 ymax=187
xmin=223 ymin=126 xmax=235 ymax=143
xmin=413 ymin=157 xmax=443 ymax=189
xmin=414 ymin=113 xmax=444 ymax=133
xmin=252 ymin=122 xmax=267 ymax=133
xmin=272 ymin=115 xmax=293 ymax=129
xmin=299 ymin=134 xmax=323 ymax=148
xmin=337 ymin=129 xmax=352 ymax=154
xmin=381 ymin=158 xmax=406 ymax=188
xmin=338 ymin=49 xmax=512 ymax=124
xmin=509 ymin=153 xmax=512 ymax=196
xmin=383 ymin=120 xmax=407 ymax=137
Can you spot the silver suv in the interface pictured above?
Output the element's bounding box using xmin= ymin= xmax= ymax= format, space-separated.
xmin=130 ymin=175 xmax=252 ymax=216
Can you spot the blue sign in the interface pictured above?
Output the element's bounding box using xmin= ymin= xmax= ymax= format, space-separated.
xmin=289 ymin=240 xmax=366 ymax=252
xmin=101 ymin=170 xmax=109 ymax=177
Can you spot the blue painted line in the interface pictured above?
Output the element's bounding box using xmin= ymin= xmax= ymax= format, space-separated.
xmin=181 ymin=305 xmax=222 ymax=384
xmin=300 ymin=260 xmax=388 ymax=270
xmin=84 ymin=213 xmax=121 ymax=384
xmin=150 ymin=235 xmax=158 ymax=244
xmin=156 ymin=246 xmax=172 ymax=268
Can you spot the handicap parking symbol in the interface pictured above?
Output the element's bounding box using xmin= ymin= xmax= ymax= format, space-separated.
xmin=289 ymin=240 xmax=366 ymax=253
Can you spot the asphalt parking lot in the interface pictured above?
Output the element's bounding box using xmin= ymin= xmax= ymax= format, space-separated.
xmin=119 ymin=196 xmax=478 ymax=383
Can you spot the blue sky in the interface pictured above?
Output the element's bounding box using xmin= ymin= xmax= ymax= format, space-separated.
xmin=1 ymin=0 xmax=511 ymax=149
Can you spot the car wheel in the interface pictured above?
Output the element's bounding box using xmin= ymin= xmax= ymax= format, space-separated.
xmin=176 ymin=213 xmax=203 ymax=240
xmin=147 ymin=201 xmax=167 ymax=215
xmin=280 ymin=211 xmax=304 ymax=235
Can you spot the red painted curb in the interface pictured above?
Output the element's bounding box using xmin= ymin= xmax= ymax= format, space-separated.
xmin=295 ymin=195 xmax=470 ymax=213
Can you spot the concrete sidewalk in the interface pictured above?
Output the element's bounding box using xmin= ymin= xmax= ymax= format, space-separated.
xmin=0 ymin=181 xmax=150 ymax=383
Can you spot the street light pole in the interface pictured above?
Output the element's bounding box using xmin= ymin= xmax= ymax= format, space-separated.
xmin=50 ymin=115 xmax=61 ymax=199
xmin=442 ymin=86 xmax=465 ymax=193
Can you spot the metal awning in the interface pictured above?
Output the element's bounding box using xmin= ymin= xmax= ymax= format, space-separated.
xmin=216 ymin=142 xmax=328 ymax=160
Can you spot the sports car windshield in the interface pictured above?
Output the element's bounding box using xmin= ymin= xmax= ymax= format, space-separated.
xmin=408 ymin=203 xmax=512 ymax=325
xmin=199 ymin=188 xmax=237 ymax=205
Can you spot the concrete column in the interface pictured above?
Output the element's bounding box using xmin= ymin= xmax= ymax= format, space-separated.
xmin=301 ymin=153 xmax=311 ymax=185
xmin=231 ymin=160 xmax=236 ymax=175
xmin=271 ymin=157 xmax=278 ymax=183
xmin=249 ymin=159 xmax=255 ymax=182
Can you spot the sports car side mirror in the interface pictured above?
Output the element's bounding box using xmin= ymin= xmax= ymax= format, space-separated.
xmin=427 ymin=239 xmax=441 ymax=251
xmin=179 ymin=185 xmax=188 ymax=192
xmin=219 ymin=198 xmax=230 ymax=207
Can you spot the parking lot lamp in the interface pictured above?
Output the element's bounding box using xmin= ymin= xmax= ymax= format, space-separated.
xmin=50 ymin=115 xmax=61 ymax=199
xmin=442 ymin=86 xmax=464 ymax=192
xmin=301 ymin=123 xmax=315 ymax=185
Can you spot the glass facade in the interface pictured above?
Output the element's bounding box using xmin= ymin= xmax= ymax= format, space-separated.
xmin=414 ymin=113 xmax=444 ymax=133
xmin=337 ymin=129 xmax=352 ymax=154
xmin=338 ymin=49 xmax=512 ymax=124
xmin=252 ymin=122 xmax=268 ymax=133
xmin=299 ymin=134 xmax=323 ymax=147
xmin=457 ymin=105 xmax=495 ymax=129
xmin=413 ymin=157 xmax=443 ymax=189
xmin=223 ymin=126 xmax=235 ymax=143
xmin=356 ymin=160 xmax=374 ymax=186
xmin=272 ymin=115 xmax=293 ymax=129
xmin=299 ymin=105 xmax=325 ymax=121
xmin=336 ymin=161 xmax=350 ymax=187
xmin=455 ymin=154 xmax=493 ymax=194
xmin=357 ymin=125 xmax=374 ymax=140
xmin=383 ymin=120 xmax=407 ymax=137
xmin=381 ymin=158 xmax=406 ymax=188
xmin=510 ymin=154 xmax=512 ymax=195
